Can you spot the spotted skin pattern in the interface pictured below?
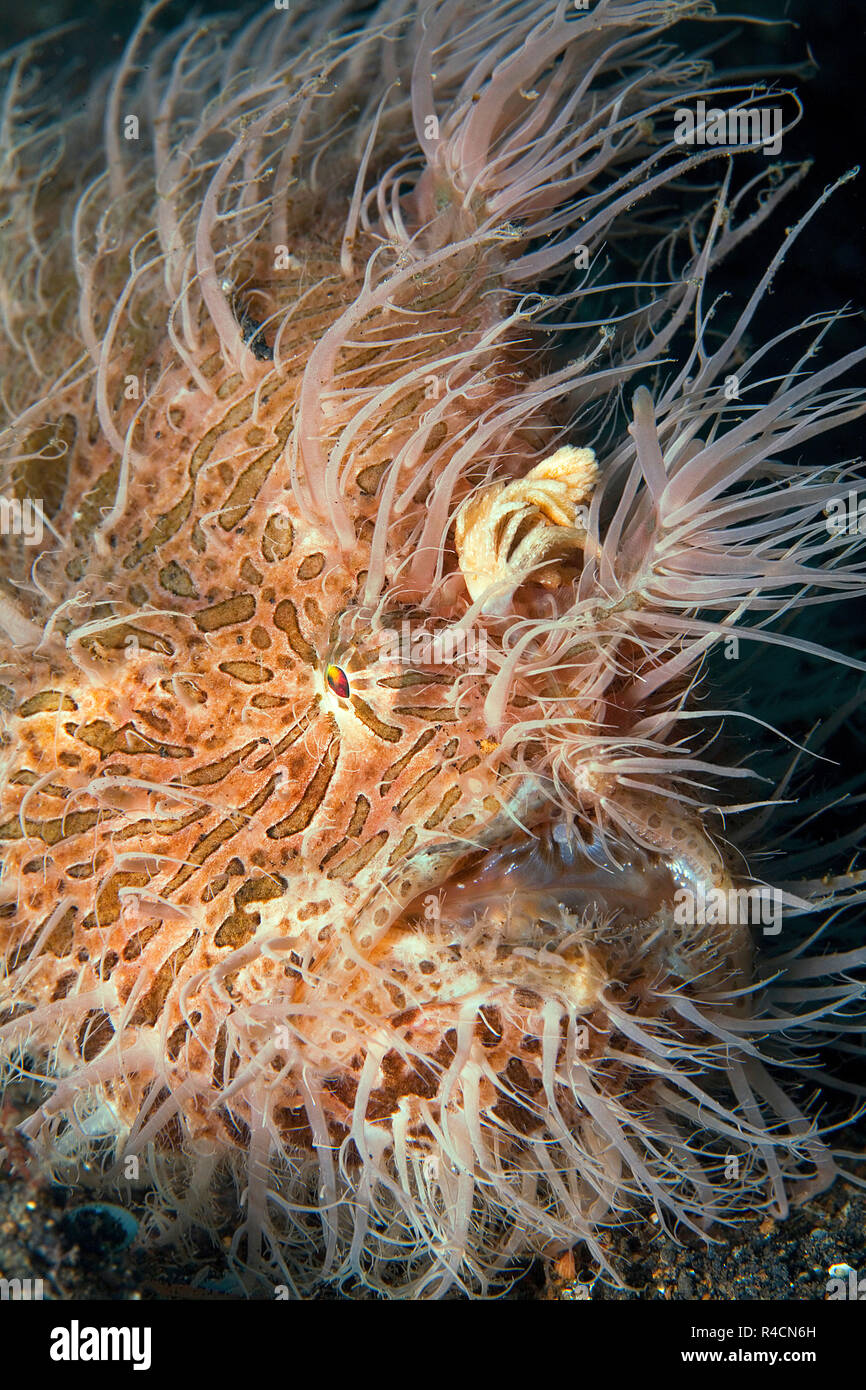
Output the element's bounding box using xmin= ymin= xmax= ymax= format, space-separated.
xmin=0 ymin=213 xmax=556 ymax=1184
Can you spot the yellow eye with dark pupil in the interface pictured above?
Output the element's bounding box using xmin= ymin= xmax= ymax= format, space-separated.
xmin=326 ymin=664 xmax=350 ymax=699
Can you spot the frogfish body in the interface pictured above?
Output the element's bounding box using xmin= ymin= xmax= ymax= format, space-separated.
xmin=1 ymin=0 xmax=864 ymax=1296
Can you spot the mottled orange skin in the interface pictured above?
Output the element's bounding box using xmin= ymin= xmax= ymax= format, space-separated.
xmin=0 ymin=212 xmax=562 ymax=1166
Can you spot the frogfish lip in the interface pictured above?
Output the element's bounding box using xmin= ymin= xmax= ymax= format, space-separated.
xmin=396 ymin=815 xmax=750 ymax=1001
xmin=406 ymin=819 xmax=679 ymax=940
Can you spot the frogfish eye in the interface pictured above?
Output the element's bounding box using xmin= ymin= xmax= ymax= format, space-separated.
xmin=326 ymin=664 xmax=350 ymax=699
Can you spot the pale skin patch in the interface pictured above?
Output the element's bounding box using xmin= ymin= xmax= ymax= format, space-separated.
xmin=454 ymin=446 xmax=598 ymax=610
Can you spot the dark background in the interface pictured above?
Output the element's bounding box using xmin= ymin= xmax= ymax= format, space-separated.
xmin=0 ymin=0 xmax=861 ymax=339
